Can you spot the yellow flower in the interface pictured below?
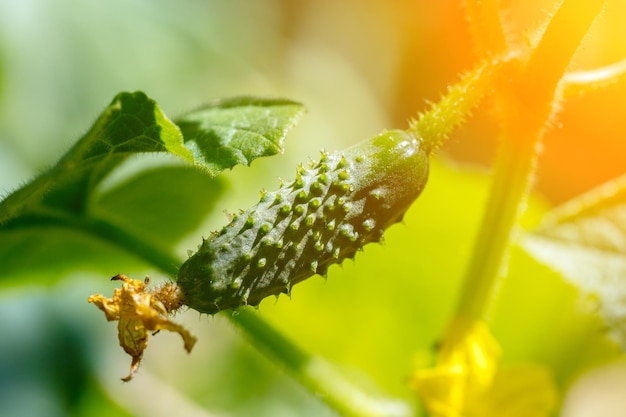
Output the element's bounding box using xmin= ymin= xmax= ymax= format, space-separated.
xmin=410 ymin=317 xmax=557 ymax=417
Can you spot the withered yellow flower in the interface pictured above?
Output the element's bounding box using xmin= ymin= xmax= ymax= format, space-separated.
xmin=88 ymin=274 xmax=196 ymax=381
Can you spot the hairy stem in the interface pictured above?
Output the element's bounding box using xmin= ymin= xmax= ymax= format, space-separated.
xmin=406 ymin=2 xmax=514 ymax=156
xmin=0 ymin=165 xmax=64 ymax=225
xmin=408 ymin=58 xmax=505 ymax=154
xmin=456 ymin=0 xmax=607 ymax=319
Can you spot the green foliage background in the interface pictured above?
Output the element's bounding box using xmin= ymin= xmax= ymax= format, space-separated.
xmin=1 ymin=1 xmax=625 ymax=417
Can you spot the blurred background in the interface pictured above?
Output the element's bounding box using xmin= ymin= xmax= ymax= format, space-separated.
xmin=1 ymin=1 xmax=625 ymax=416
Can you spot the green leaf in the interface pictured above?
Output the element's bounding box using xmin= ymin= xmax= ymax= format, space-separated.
xmin=176 ymin=96 xmax=306 ymax=177
xmin=64 ymin=91 xmax=191 ymax=163
xmin=490 ymin=243 xmax=621 ymax=382
xmin=91 ymin=165 xmax=225 ymax=254
xmin=0 ymin=93 xmax=305 ymax=224
xmin=534 ymin=174 xmax=626 ymax=254
xmin=0 ymin=91 xmax=189 ymax=223
xmin=522 ymin=174 xmax=626 ymax=349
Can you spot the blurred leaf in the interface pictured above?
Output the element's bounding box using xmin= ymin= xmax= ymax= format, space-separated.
xmin=490 ymin=244 xmax=621 ymax=382
xmin=176 ymin=96 xmax=306 ymax=177
xmin=522 ymin=174 xmax=626 ymax=349
xmin=73 ymin=380 xmax=135 ymax=417
xmin=0 ymin=284 xmax=138 ymax=417
xmin=535 ymin=173 xmax=626 ymax=253
xmin=0 ymin=227 xmax=147 ymax=286
xmin=92 ymin=165 xmax=224 ymax=252
xmin=0 ymin=50 xmax=4 ymax=99
xmin=0 ymin=294 xmax=90 ymax=417
xmin=0 ymin=166 xmax=225 ymax=285
xmin=522 ymin=236 xmax=626 ymax=349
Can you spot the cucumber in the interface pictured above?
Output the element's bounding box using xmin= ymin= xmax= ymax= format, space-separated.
xmin=177 ymin=130 xmax=429 ymax=314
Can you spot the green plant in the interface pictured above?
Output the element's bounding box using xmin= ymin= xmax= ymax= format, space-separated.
xmin=2 ymin=0 xmax=626 ymax=416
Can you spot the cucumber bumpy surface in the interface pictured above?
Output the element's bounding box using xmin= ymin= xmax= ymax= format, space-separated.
xmin=177 ymin=130 xmax=429 ymax=314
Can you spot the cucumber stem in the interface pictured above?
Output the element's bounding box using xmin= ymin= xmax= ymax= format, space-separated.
xmin=408 ymin=57 xmax=506 ymax=155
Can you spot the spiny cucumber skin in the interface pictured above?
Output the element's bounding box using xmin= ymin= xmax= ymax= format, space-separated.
xmin=177 ymin=130 xmax=429 ymax=314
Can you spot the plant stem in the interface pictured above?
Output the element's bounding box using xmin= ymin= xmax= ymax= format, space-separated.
xmin=408 ymin=58 xmax=503 ymax=154
xmin=232 ymin=309 xmax=412 ymax=417
xmin=456 ymin=0 xmax=607 ymax=319
xmin=406 ymin=2 xmax=514 ymax=156
xmin=456 ymin=130 xmax=539 ymax=319
xmin=87 ymin=217 xmax=182 ymax=277
xmin=0 ymin=165 xmax=64 ymax=225
xmin=519 ymin=0 xmax=607 ymax=109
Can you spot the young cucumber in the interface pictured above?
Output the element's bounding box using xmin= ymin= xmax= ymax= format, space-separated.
xmin=177 ymin=129 xmax=429 ymax=314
